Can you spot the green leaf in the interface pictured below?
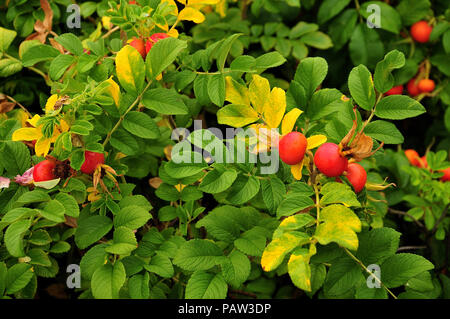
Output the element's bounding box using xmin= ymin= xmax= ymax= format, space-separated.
xmin=349 ymin=24 xmax=384 ymax=69
xmin=0 ymin=141 xmax=31 ymax=176
xmin=230 ymin=55 xmax=256 ymax=72
xmin=234 ymin=228 xmax=266 ymax=257
xmin=216 ymin=33 xmax=242 ymax=72
xmin=255 ymin=52 xmax=286 ymax=70
xmin=21 ymin=44 xmax=60 ymax=67
xmin=375 ymin=95 xmax=426 ymax=120
xmin=54 ymin=33 xmax=84 ymax=56
xmin=199 ymin=169 xmax=238 ymax=194
xmin=55 ymin=193 xmax=80 ymax=218
xmin=221 ymin=250 xmax=251 ymax=288
xmin=317 ymin=0 xmax=352 ymax=24
xmin=114 ymin=205 xmax=151 ymax=230
xmin=301 ymin=31 xmax=333 ymax=49
xmin=360 ymin=1 xmax=402 ymax=34
xmin=40 ymin=200 xmax=66 ymax=223
xmin=0 ymin=59 xmax=23 ymax=77
xmin=146 ymin=37 xmax=187 ymax=79
xmin=396 ymin=0 xmax=431 ymax=26
xmin=91 ymin=261 xmax=126 ymax=299
xmin=0 ymin=262 xmax=6 ymax=296
xmin=294 ymin=57 xmax=328 ymax=100
xmin=323 ymin=256 xmax=363 ymax=297
xmin=50 ymin=241 xmax=71 ymax=254
xmin=261 ymin=176 xmax=286 ymax=214
xmin=356 ymin=228 xmax=401 ymax=264
xmin=207 ymin=73 xmax=226 ymax=107
xmin=142 ymin=88 xmax=189 ymax=115
xmin=80 ymin=244 xmax=108 ymax=280
xmin=196 ymin=207 xmax=241 ymax=243
xmin=381 ymin=253 xmax=434 ymax=288
xmin=348 ymin=64 xmax=375 ymax=111
xmin=123 ymin=111 xmax=160 ymax=139
xmin=288 ymin=248 xmax=313 ymax=292
xmin=49 ymin=54 xmax=75 ymax=81
xmin=0 ymin=27 xmax=17 ymax=52
xmin=5 ymin=219 xmax=30 ymax=257
xmin=144 ymin=254 xmax=174 ymax=278
xmin=226 ymin=175 xmax=260 ymax=205
xmin=28 ymin=248 xmax=52 ymax=266
xmin=374 ymin=50 xmax=406 ymax=93
xmin=6 ymin=263 xmax=33 ymax=295
xmin=173 ymin=239 xmax=224 ymax=271
xmin=75 ymin=215 xmax=113 ymax=249
xmin=128 ymin=273 xmax=150 ymax=299
xmin=276 ymin=195 xmax=315 ymax=218
xmin=314 ymin=204 xmax=362 ymax=251
xmin=185 ymin=271 xmax=228 ymax=299
xmin=110 ymin=129 xmax=139 ymax=156
xmin=364 ymin=120 xmax=404 ymax=144
xmin=105 ymin=227 xmax=138 ymax=255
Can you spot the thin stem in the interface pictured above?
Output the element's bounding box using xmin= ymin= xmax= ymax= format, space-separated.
xmin=102 ymin=81 xmax=152 ymax=147
xmin=397 ymin=245 xmax=427 ymax=252
xmin=344 ymin=248 xmax=398 ymax=299
xmin=6 ymin=95 xmax=32 ymax=118
xmin=102 ymin=26 xmax=120 ymax=39
xmin=4 ymin=53 xmax=52 ymax=85
xmin=388 ymin=207 xmax=425 ymax=229
xmin=313 ymin=183 xmax=320 ymax=226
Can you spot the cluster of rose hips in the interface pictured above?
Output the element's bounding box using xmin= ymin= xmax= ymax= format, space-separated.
xmin=33 ymin=151 xmax=105 ymax=182
xmin=278 ymin=132 xmax=367 ymax=193
xmin=404 ymin=149 xmax=450 ymax=182
xmin=385 ymin=21 xmax=435 ymax=97
xmin=129 ymin=33 xmax=169 ymax=60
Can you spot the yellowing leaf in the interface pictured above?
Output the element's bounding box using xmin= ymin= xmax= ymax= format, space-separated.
xmin=288 ymin=248 xmax=312 ymax=292
xmin=215 ymin=0 xmax=227 ymax=17
xmin=314 ymin=204 xmax=362 ymax=251
xmin=291 ymin=160 xmax=304 ymax=181
xmin=248 ymin=74 xmax=270 ymax=114
xmin=281 ymin=108 xmax=303 ymax=135
xmin=225 ymin=76 xmax=250 ymax=106
xmin=217 ymin=104 xmax=259 ymax=128
xmin=261 ymin=232 xmax=310 ymax=272
xmin=306 ymin=135 xmax=327 ymax=150
xmin=264 ymin=87 xmax=286 ymax=129
xmin=102 ymin=16 xmax=112 ymax=30
xmin=178 ymin=7 xmax=205 ymax=24
xmin=35 ymin=136 xmax=52 ymax=157
xmin=167 ymin=28 xmax=179 ymax=38
xmin=188 ymin=0 xmax=221 ymax=4
xmin=161 ymin=0 xmax=178 ymax=15
xmin=115 ymin=45 xmax=145 ymax=94
xmin=104 ymin=77 xmax=121 ymax=107
xmin=45 ymin=94 xmax=59 ymax=113
xmin=12 ymin=127 xmax=41 ymax=141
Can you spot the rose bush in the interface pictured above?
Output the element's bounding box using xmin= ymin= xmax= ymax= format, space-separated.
xmin=0 ymin=0 xmax=449 ymax=300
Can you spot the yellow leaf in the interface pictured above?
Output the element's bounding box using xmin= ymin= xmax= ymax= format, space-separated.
xmin=35 ymin=137 xmax=51 ymax=157
xmin=288 ymin=249 xmax=312 ymax=292
xmin=290 ymin=160 xmax=304 ymax=181
xmin=217 ymin=104 xmax=259 ymax=128
xmin=225 ymin=76 xmax=250 ymax=106
xmin=59 ymin=119 xmax=70 ymax=133
xmin=102 ymin=16 xmax=112 ymax=30
xmin=248 ymin=74 xmax=271 ymax=114
xmin=12 ymin=127 xmax=41 ymax=141
xmin=176 ymin=0 xmax=186 ymax=4
xmin=261 ymin=232 xmax=310 ymax=272
xmin=314 ymin=204 xmax=362 ymax=251
xmin=167 ymin=28 xmax=179 ymax=38
xmin=264 ymin=87 xmax=286 ymax=129
xmin=306 ymin=135 xmax=327 ymax=150
xmin=156 ymin=73 xmax=163 ymax=81
xmin=27 ymin=114 xmax=41 ymax=127
xmin=188 ymin=0 xmax=220 ymax=5
xmin=281 ymin=108 xmax=303 ymax=135
xmin=215 ymin=0 xmax=227 ymax=17
xmin=115 ymin=45 xmax=145 ymax=94
xmin=104 ymin=77 xmax=121 ymax=107
xmin=45 ymin=94 xmax=59 ymax=113
xmin=178 ymin=7 xmax=205 ymax=24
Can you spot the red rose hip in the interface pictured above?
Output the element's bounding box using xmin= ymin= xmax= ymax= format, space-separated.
xmin=407 ymin=79 xmax=421 ymax=96
xmin=33 ymin=160 xmax=57 ymax=182
xmin=314 ymin=143 xmax=348 ymax=177
xmin=81 ymin=151 xmax=105 ymax=175
xmin=145 ymin=33 xmax=170 ymax=55
xmin=410 ymin=21 xmax=433 ymax=43
xmin=278 ymin=131 xmax=307 ymax=165
xmin=418 ymin=79 xmax=435 ymax=93
xmin=440 ymin=167 xmax=450 ymax=182
xmin=130 ymin=38 xmax=146 ymax=59
xmin=345 ymin=163 xmax=367 ymax=193
xmin=385 ymin=85 xmax=403 ymax=96
xmin=404 ymin=149 xmax=421 ymax=167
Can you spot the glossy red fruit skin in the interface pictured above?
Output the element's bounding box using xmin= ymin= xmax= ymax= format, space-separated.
xmin=130 ymin=38 xmax=146 ymax=59
xmin=418 ymin=79 xmax=435 ymax=93
xmin=145 ymin=33 xmax=170 ymax=55
xmin=407 ymin=79 xmax=421 ymax=96
xmin=404 ymin=149 xmax=421 ymax=167
xmin=345 ymin=163 xmax=367 ymax=193
xmin=314 ymin=143 xmax=348 ymax=177
xmin=278 ymin=132 xmax=307 ymax=165
xmin=385 ymin=85 xmax=403 ymax=95
xmin=80 ymin=151 xmax=105 ymax=175
xmin=440 ymin=167 xmax=450 ymax=182
xmin=33 ymin=160 xmax=56 ymax=182
xmin=129 ymin=0 xmax=136 ymax=4
xmin=410 ymin=21 xmax=432 ymax=43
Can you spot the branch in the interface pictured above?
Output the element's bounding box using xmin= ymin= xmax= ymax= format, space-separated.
xmin=388 ymin=208 xmax=425 ymax=229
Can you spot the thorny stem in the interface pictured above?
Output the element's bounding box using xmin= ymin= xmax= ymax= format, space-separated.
xmin=102 ymin=81 xmax=153 ymax=147
xmin=343 ymin=248 xmax=398 ymax=299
